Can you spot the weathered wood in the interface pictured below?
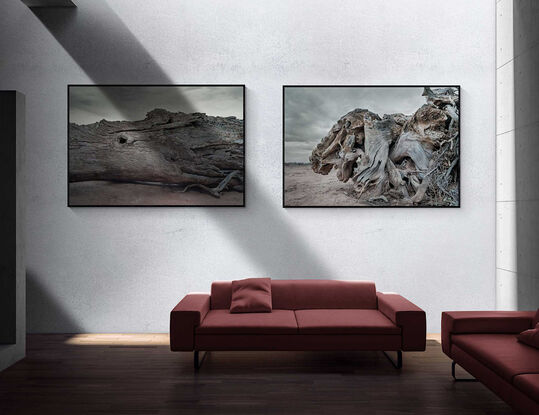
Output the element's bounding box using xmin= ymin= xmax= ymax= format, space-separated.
xmin=181 ymin=170 xmax=242 ymax=198
xmin=69 ymin=109 xmax=244 ymax=194
xmin=354 ymin=114 xmax=400 ymax=197
xmin=310 ymin=88 xmax=460 ymax=206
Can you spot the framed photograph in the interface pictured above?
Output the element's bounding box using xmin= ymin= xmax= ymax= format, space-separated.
xmin=68 ymin=85 xmax=245 ymax=207
xmin=283 ymin=85 xmax=460 ymax=207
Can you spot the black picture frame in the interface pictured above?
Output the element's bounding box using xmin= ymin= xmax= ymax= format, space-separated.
xmin=282 ymin=85 xmax=461 ymax=208
xmin=67 ymin=84 xmax=246 ymax=207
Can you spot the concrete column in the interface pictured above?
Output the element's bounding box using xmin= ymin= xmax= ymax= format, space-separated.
xmin=496 ymin=0 xmax=539 ymax=310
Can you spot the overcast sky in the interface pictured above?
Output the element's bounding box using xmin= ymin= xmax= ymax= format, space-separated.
xmin=284 ymin=86 xmax=426 ymax=163
xmin=69 ymin=86 xmax=244 ymax=125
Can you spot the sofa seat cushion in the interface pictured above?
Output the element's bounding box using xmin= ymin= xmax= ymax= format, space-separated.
xmin=196 ymin=309 xmax=297 ymax=334
xmin=452 ymin=334 xmax=539 ymax=383
xmin=294 ymin=309 xmax=401 ymax=334
xmin=513 ymin=374 xmax=539 ymax=403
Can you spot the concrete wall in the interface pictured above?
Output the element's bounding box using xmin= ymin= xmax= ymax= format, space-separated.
xmin=496 ymin=0 xmax=539 ymax=310
xmin=0 ymin=0 xmax=496 ymax=333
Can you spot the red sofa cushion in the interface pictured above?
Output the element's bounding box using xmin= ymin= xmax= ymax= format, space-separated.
xmin=229 ymin=278 xmax=272 ymax=313
xmin=513 ymin=374 xmax=539 ymax=403
xmin=452 ymin=334 xmax=539 ymax=383
xmin=211 ymin=279 xmax=377 ymax=310
xmin=534 ymin=308 xmax=539 ymax=326
xmin=196 ymin=309 xmax=297 ymax=334
xmin=517 ymin=323 xmax=539 ymax=350
xmin=294 ymin=309 xmax=401 ymax=334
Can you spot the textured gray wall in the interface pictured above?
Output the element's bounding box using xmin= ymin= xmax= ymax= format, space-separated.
xmin=0 ymin=0 xmax=496 ymax=333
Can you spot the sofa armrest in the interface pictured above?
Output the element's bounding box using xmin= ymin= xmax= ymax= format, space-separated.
xmin=170 ymin=294 xmax=210 ymax=351
xmin=441 ymin=311 xmax=535 ymax=356
xmin=377 ymin=292 xmax=426 ymax=351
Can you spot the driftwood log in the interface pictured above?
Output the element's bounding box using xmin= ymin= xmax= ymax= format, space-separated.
xmin=69 ymin=109 xmax=244 ymax=197
xmin=310 ymin=87 xmax=459 ymax=206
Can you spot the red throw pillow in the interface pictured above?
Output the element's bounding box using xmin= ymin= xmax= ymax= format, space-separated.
xmin=230 ymin=278 xmax=272 ymax=313
xmin=517 ymin=323 xmax=539 ymax=350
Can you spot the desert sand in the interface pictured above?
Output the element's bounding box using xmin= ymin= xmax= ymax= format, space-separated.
xmin=69 ymin=181 xmax=244 ymax=206
xmin=284 ymin=164 xmax=368 ymax=207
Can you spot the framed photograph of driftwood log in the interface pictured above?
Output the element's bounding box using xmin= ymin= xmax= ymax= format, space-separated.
xmin=283 ymin=85 xmax=460 ymax=208
xmin=68 ymin=85 xmax=245 ymax=207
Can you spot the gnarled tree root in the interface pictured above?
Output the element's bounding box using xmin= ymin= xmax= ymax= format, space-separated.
xmin=182 ymin=170 xmax=241 ymax=198
xmin=309 ymin=87 xmax=460 ymax=206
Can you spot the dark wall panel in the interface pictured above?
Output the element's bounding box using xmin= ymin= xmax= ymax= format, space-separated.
xmin=0 ymin=92 xmax=20 ymax=344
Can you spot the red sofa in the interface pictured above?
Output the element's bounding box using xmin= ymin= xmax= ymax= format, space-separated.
xmin=442 ymin=310 xmax=539 ymax=414
xmin=170 ymin=279 xmax=426 ymax=369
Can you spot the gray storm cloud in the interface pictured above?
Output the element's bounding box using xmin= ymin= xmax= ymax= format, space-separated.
xmin=284 ymin=86 xmax=426 ymax=163
xmin=69 ymin=86 xmax=244 ymax=125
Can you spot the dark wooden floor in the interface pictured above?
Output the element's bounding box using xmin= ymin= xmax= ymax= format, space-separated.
xmin=0 ymin=334 xmax=515 ymax=415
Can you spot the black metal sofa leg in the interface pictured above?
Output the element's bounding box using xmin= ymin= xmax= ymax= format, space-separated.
xmin=451 ymin=361 xmax=478 ymax=382
xmin=383 ymin=350 xmax=402 ymax=369
xmin=194 ymin=351 xmax=207 ymax=371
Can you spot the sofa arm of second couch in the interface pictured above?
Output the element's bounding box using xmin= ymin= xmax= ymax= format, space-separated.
xmin=170 ymin=294 xmax=211 ymax=351
xmin=377 ymin=292 xmax=426 ymax=351
xmin=441 ymin=311 xmax=535 ymax=356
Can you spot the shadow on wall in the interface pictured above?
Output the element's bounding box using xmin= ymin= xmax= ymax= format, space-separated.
xmin=30 ymin=5 xmax=195 ymax=111
xmin=28 ymin=2 xmax=334 ymax=330
xmin=513 ymin=0 xmax=539 ymax=309
xmin=202 ymin=185 xmax=334 ymax=278
xmin=26 ymin=271 xmax=81 ymax=333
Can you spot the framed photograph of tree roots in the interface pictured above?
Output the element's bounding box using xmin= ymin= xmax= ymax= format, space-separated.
xmin=283 ymin=85 xmax=460 ymax=207
xmin=68 ymin=85 xmax=245 ymax=207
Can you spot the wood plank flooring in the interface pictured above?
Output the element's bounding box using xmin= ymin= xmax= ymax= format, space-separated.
xmin=0 ymin=334 xmax=515 ymax=415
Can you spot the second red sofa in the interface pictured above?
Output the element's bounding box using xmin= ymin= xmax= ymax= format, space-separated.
xmin=442 ymin=310 xmax=539 ymax=414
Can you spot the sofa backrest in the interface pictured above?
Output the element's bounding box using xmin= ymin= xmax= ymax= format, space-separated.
xmin=534 ymin=308 xmax=539 ymax=326
xmin=210 ymin=279 xmax=377 ymax=310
